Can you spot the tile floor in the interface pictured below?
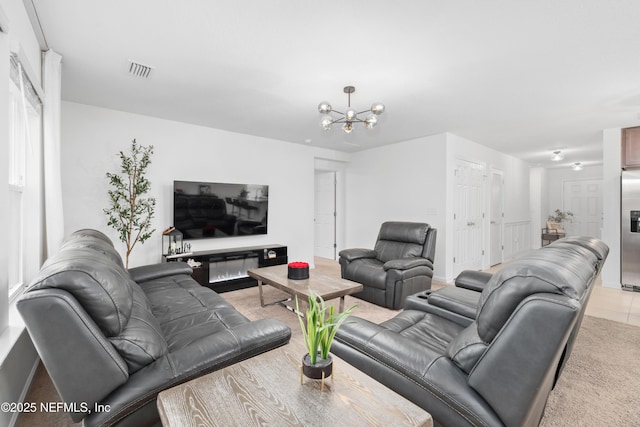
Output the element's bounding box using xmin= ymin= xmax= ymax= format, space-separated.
xmin=586 ymin=282 xmax=640 ymax=326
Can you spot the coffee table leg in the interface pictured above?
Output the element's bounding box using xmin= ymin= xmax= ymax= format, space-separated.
xmin=257 ymin=281 xmax=295 ymax=311
xmin=339 ymin=296 xmax=345 ymax=312
xmin=258 ymin=280 xmax=266 ymax=307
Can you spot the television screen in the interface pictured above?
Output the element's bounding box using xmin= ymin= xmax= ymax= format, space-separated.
xmin=173 ymin=180 xmax=268 ymax=239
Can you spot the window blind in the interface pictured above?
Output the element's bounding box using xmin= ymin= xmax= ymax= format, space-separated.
xmin=9 ymin=53 xmax=42 ymax=113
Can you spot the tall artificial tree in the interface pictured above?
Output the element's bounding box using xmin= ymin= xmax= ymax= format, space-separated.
xmin=104 ymin=139 xmax=156 ymax=268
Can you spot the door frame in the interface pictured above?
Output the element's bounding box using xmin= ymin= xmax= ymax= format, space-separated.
xmin=314 ymin=170 xmax=337 ymax=259
xmin=314 ymin=159 xmax=347 ymax=259
xmin=489 ymin=167 xmax=504 ymax=266
xmin=453 ymin=158 xmax=486 ymax=277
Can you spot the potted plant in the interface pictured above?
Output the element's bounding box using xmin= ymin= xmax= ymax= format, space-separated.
xmin=296 ymin=291 xmax=356 ymax=382
xmin=104 ymin=139 xmax=156 ymax=268
xmin=548 ymin=209 xmax=574 ymax=224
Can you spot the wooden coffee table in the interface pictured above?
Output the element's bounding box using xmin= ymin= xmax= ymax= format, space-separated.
xmin=157 ymin=342 xmax=433 ymax=426
xmin=248 ymin=264 xmax=363 ymax=312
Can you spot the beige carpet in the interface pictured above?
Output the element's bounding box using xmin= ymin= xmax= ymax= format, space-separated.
xmin=17 ymin=265 xmax=640 ymax=426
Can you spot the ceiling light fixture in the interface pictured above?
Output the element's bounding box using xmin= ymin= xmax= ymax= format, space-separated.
xmin=573 ymin=162 xmax=583 ymax=171
xmin=551 ymin=150 xmax=564 ymax=161
xmin=318 ymin=86 xmax=385 ymax=134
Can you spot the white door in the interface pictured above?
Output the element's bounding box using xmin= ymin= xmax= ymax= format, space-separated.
xmin=314 ymin=171 xmax=336 ymax=259
xmin=454 ymin=159 xmax=485 ymax=276
xmin=490 ymin=169 xmax=504 ymax=266
xmin=562 ymin=179 xmax=603 ymax=238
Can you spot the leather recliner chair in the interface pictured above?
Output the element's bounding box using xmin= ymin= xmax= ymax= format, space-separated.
xmin=338 ymin=221 xmax=437 ymax=309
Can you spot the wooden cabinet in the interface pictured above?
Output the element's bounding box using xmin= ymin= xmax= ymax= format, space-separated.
xmin=622 ymin=126 xmax=640 ymax=168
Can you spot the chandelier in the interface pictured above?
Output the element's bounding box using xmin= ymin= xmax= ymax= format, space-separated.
xmin=318 ymin=86 xmax=385 ymax=134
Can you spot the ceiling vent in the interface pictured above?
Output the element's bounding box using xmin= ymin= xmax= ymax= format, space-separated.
xmin=128 ymin=60 xmax=153 ymax=79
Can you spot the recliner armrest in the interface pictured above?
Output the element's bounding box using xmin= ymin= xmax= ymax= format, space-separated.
xmin=454 ymin=270 xmax=493 ymax=292
xmin=383 ymin=258 xmax=433 ymax=271
xmin=128 ymin=262 xmax=193 ymax=283
xmin=338 ymin=248 xmax=378 ymax=262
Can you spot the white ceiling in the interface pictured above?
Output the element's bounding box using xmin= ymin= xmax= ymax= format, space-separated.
xmin=30 ymin=0 xmax=640 ymax=168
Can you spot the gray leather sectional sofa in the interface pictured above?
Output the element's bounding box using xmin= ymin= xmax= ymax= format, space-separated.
xmin=331 ymin=236 xmax=608 ymax=427
xmin=17 ymin=229 xmax=291 ymax=426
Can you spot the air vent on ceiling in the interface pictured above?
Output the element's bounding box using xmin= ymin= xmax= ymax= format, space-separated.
xmin=128 ymin=60 xmax=153 ymax=79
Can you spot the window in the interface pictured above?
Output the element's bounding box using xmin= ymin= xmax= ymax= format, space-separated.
xmin=8 ymin=53 xmax=42 ymax=298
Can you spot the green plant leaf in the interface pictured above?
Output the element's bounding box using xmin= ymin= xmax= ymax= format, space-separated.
xmin=296 ymin=290 xmax=356 ymax=364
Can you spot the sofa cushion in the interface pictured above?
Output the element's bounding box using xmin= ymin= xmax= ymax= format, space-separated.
xmin=344 ymin=258 xmax=387 ymax=290
xmin=381 ymin=310 xmax=464 ymax=354
xmin=59 ymin=229 xmax=125 ymax=269
xmin=377 ymin=221 xmax=429 ymax=245
xmin=548 ymin=236 xmax=609 ymax=265
xmin=446 ymin=324 xmax=487 ymax=374
xmin=27 ymin=248 xmax=134 ymax=336
xmin=139 ymin=274 xmax=235 ymax=323
xmin=108 ymin=284 xmax=168 ymax=373
xmin=476 ymin=247 xmax=597 ymax=342
xmin=374 ymin=222 xmax=430 ymax=263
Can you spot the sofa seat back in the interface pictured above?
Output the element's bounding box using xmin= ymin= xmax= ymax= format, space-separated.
xmin=474 ymin=246 xmax=597 ymax=342
xmin=374 ymin=221 xmax=433 ymax=262
xmin=548 ymin=236 xmax=609 ymax=272
xmin=28 ymin=247 xmax=135 ymax=336
xmin=27 ymin=231 xmax=170 ymax=373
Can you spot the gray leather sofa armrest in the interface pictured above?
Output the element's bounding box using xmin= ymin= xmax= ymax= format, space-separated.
xmin=383 ymin=258 xmax=433 ymax=271
xmin=128 ymin=262 xmax=193 ymax=283
xmin=17 ymin=289 xmax=129 ymax=422
xmin=338 ymin=248 xmax=377 ymax=262
xmin=427 ymin=287 xmax=481 ymax=320
xmin=454 ymin=270 xmax=493 ymax=292
xmin=405 ymin=295 xmax=476 ymax=327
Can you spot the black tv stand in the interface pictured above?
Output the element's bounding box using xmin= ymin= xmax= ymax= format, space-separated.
xmin=164 ymin=244 xmax=287 ymax=293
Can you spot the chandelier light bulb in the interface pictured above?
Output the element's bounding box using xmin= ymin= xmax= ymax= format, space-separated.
xmin=345 ymin=108 xmax=357 ymax=121
xmin=371 ymin=102 xmax=385 ymax=115
xmin=342 ymin=122 xmax=354 ymax=134
xmin=320 ymin=115 xmax=333 ymax=131
xmin=318 ymin=102 xmax=332 ymax=114
xmin=364 ymin=113 xmax=378 ymax=129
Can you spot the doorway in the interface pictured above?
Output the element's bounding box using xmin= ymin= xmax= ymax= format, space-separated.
xmin=562 ymin=179 xmax=603 ymax=238
xmin=314 ymin=171 xmax=337 ymax=259
xmin=453 ymin=159 xmax=485 ymax=277
xmin=489 ymin=168 xmax=504 ymax=266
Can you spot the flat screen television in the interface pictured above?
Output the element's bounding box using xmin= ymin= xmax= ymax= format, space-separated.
xmin=173 ymin=180 xmax=268 ymax=239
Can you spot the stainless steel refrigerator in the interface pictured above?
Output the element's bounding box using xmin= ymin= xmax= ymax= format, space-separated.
xmin=621 ymin=169 xmax=640 ymax=291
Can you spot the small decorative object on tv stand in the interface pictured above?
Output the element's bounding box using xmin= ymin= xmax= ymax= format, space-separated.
xmin=162 ymin=227 xmax=186 ymax=256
